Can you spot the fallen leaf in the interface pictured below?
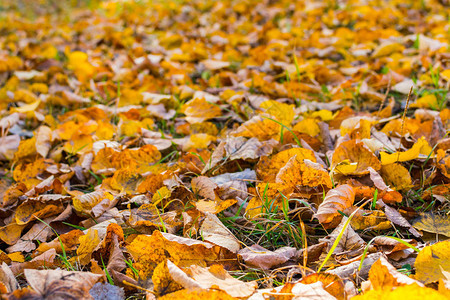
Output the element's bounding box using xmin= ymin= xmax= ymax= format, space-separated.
xmin=320 ymin=217 xmax=366 ymax=257
xmin=380 ymin=137 xmax=433 ymax=165
xmin=24 ymin=269 xmax=102 ymax=299
xmin=414 ymin=240 xmax=450 ymax=284
xmin=181 ymin=98 xmax=222 ymax=124
xmin=368 ymin=256 xmax=423 ymax=290
xmin=353 ymin=284 xmax=448 ymax=300
xmin=168 ymin=260 xmax=257 ymax=298
xmin=332 ymin=140 xmax=381 ymax=175
xmin=238 ymin=244 xmax=297 ymax=270
xmin=127 ymin=231 xmax=219 ymax=279
xmin=380 ymin=163 xmax=413 ymax=190
xmin=89 ymin=282 xmax=125 ymax=300
xmin=0 ymin=263 xmax=18 ymax=293
xmin=315 ymin=185 xmax=355 ymax=229
xmin=412 ymin=212 xmax=450 ymax=237
xmin=199 ymin=213 xmax=240 ymax=253
xmin=300 ymin=273 xmax=345 ymax=300
xmin=383 ymin=204 xmax=421 ymax=238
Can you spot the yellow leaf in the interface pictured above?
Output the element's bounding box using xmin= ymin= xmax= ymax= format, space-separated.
xmin=75 ymin=229 xmax=100 ymax=266
xmin=0 ymin=223 xmax=26 ymax=245
xmin=260 ymin=100 xmax=295 ymax=126
xmin=309 ymin=109 xmax=334 ymax=121
xmin=127 ymin=231 xmax=219 ymax=279
xmin=110 ymin=168 xmax=143 ymax=194
xmin=153 ymin=186 xmax=171 ymax=205
xmin=350 ymin=209 xmax=391 ymax=231
xmin=276 ymin=157 xmax=332 ymax=189
xmin=7 ymin=252 xmax=25 ymax=262
xmin=354 ymin=284 xmax=448 ymax=300
xmin=372 ymin=42 xmax=404 ymax=58
xmin=380 ymin=163 xmax=412 ymax=190
xmin=118 ymin=89 xmax=143 ymax=107
xmin=411 ymin=94 xmax=438 ymax=109
xmin=12 ymin=99 xmax=41 ymax=114
xmin=440 ymin=69 xmax=450 ymax=82
xmin=181 ymin=133 xmax=216 ymax=151
xmin=414 ymin=240 xmax=450 ymax=284
xmin=412 ymin=212 xmax=450 ymax=237
xmin=380 ymin=137 xmax=433 ymax=165
xmin=293 ymin=118 xmax=321 ymax=137
xmin=181 ymin=98 xmax=221 ymax=124
xmin=67 ymin=51 xmax=95 ymax=82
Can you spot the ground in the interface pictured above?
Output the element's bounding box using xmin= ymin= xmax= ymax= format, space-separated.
xmin=0 ymin=0 xmax=449 ymax=299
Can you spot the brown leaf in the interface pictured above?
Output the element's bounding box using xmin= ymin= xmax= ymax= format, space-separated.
xmin=128 ymin=204 xmax=181 ymax=234
xmin=315 ymin=185 xmax=355 ymax=229
xmin=191 ymin=176 xmax=237 ymax=213
xmin=383 ymin=204 xmax=421 ymax=238
xmin=0 ymin=135 xmax=20 ymax=161
xmin=300 ymin=273 xmax=346 ymax=300
xmin=0 ymin=263 xmax=19 ymax=293
xmin=200 ymin=213 xmax=240 ymax=253
xmin=24 ymin=269 xmax=102 ymax=299
xmin=168 ymin=260 xmax=257 ymax=298
xmin=35 ymin=125 xmax=53 ymax=158
xmin=11 ymin=249 xmax=57 ymax=276
xmin=320 ymin=217 xmax=366 ymax=256
xmin=238 ymin=244 xmax=297 ymax=270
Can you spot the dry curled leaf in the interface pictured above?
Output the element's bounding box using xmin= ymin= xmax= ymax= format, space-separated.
xmin=168 ymin=260 xmax=257 ymax=298
xmin=315 ymin=185 xmax=355 ymax=229
xmin=238 ymin=244 xmax=297 ymax=270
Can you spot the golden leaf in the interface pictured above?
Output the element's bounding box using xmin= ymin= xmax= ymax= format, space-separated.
xmin=73 ymin=190 xmax=114 ymax=215
xmin=380 ymin=163 xmax=413 ymax=190
xmin=15 ymin=199 xmax=64 ymax=225
xmin=256 ymin=147 xmax=316 ymax=182
xmin=380 ymin=137 xmax=432 ymax=165
xmin=332 ymin=139 xmax=381 ymax=175
xmin=354 ymin=284 xmax=448 ymax=300
xmin=127 ymin=231 xmax=219 ymax=279
xmin=368 ymin=256 xmax=423 ymax=290
xmin=260 ymin=100 xmax=295 ymax=126
xmin=181 ymin=98 xmax=221 ymax=124
xmin=75 ymin=229 xmax=100 ymax=266
xmin=414 ymin=240 xmax=450 ymax=284
xmin=412 ymin=212 xmax=450 ymax=237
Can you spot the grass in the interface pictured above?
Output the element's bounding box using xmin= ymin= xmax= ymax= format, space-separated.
xmin=317 ymin=201 xmax=366 ymax=272
xmin=220 ymin=189 xmax=308 ymax=250
xmin=35 ymin=217 xmax=76 ymax=271
xmin=262 ymin=116 xmax=302 ymax=148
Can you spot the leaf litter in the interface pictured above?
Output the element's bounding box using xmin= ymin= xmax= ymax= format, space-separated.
xmin=0 ymin=0 xmax=449 ymax=299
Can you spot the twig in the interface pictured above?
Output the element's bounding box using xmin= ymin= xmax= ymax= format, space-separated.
xmin=398 ymin=86 xmax=413 ymax=152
